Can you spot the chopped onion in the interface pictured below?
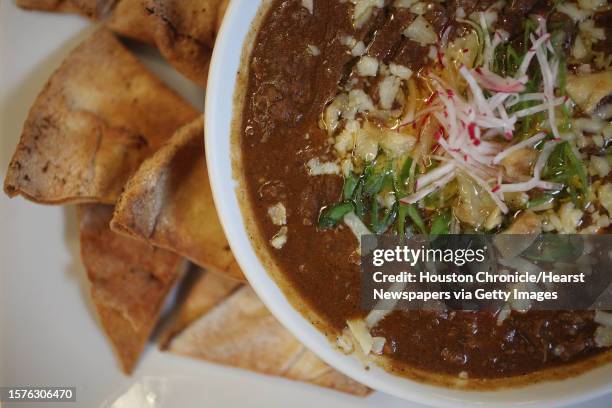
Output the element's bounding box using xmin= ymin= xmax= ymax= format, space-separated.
xmin=403 ymin=15 xmax=437 ymax=45
xmin=357 ymin=56 xmax=379 ymax=77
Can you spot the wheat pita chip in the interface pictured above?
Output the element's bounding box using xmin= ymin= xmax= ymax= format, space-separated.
xmin=144 ymin=0 xmax=227 ymax=49
xmin=16 ymin=0 xmax=116 ymax=18
xmin=140 ymin=0 xmax=229 ymax=86
xmin=286 ymin=350 xmax=371 ymax=397
xmin=167 ymin=285 xmax=306 ymax=375
xmin=107 ymin=0 xmax=155 ymax=44
xmin=4 ymin=28 xmax=198 ymax=205
xmin=164 ymin=273 xmax=371 ymax=396
xmin=106 ymin=0 xmax=229 ymax=86
xmin=160 ymin=267 xmax=241 ymax=348
xmin=78 ymin=204 xmax=183 ymax=373
xmin=110 ymin=117 xmax=245 ymax=281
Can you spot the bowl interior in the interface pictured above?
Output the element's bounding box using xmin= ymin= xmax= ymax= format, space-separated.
xmin=204 ymin=1 xmax=612 ymax=406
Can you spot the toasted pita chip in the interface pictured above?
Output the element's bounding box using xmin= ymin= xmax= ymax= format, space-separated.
xmin=78 ymin=204 xmax=183 ymax=373
xmin=106 ymin=0 xmax=228 ymax=86
xmin=106 ymin=0 xmax=155 ymax=44
xmin=167 ymin=285 xmax=307 ymax=375
xmin=16 ymin=0 xmax=116 ymax=18
xmin=140 ymin=0 xmax=229 ymax=86
xmin=4 ymin=29 xmax=198 ymax=205
xmin=164 ymin=272 xmax=371 ymax=396
xmin=110 ymin=117 xmax=245 ymax=281
xmin=160 ymin=267 xmax=242 ymax=348
xmin=286 ymin=350 xmax=371 ymax=397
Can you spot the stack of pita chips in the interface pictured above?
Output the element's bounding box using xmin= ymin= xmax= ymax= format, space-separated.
xmin=160 ymin=268 xmax=370 ymax=396
xmin=4 ymin=6 xmax=371 ymax=397
xmin=110 ymin=118 xmax=243 ymax=281
xmin=17 ymin=0 xmax=228 ymax=86
xmin=5 ymin=28 xmax=198 ymax=373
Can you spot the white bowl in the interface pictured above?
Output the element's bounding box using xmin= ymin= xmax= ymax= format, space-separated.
xmin=205 ymin=1 xmax=612 ymax=406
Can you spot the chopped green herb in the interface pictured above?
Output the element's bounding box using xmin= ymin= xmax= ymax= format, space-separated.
xmin=363 ymin=161 xmax=387 ymax=196
xmin=527 ymin=192 xmax=557 ymax=209
xmin=543 ymin=141 xmax=589 ymax=208
xmin=430 ymin=210 xmax=451 ymax=235
xmin=363 ymin=173 xmax=384 ymax=196
xmin=342 ymin=173 xmax=359 ymax=201
xmin=352 ymin=180 xmax=367 ymax=218
xmin=395 ymin=203 xmax=408 ymax=235
xmin=318 ymin=202 xmax=354 ymax=229
xmin=523 ymin=19 xmax=538 ymax=54
xmin=370 ymin=198 xmax=398 ymax=234
xmin=493 ymin=43 xmax=520 ymax=77
xmin=398 ymin=156 xmax=413 ymax=191
xmin=558 ymin=59 xmax=567 ymax=94
xmin=559 ymin=103 xmax=571 ymax=132
xmin=403 ymin=203 xmax=427 ymax=234
xmin=318 ymin=153 xmax=447 ymax=235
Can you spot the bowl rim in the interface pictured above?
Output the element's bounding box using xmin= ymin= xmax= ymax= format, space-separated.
xmin=205 ymin=1 xmax=612 ymax=406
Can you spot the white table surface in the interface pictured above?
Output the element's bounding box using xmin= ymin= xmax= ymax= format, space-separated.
xmin=0 ymin=1 xmax=610 ymax=407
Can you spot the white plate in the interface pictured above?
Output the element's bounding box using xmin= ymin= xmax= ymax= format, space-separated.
xmin=0 ymin=1 xmax=609 ymax=407
xmin=204 ymin=1 xmax=612 ymax=407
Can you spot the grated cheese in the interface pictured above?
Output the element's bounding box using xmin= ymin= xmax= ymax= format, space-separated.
xmin=378 ymin=75 xmax=401 ymax=110
xmin=598 ymin=184 xmax=612 ymax=216
xmin=267 ymin=202 xmax=287 ymax=226
xmin=307 ymin=44 xmax=320 ymax=56
xmin=595 ymin=326 xmax=612 ymax=347
xmin=351 ymin=0 xmax=384 ymax=28
xmin=357 ymin=56 xmax=379 ymax=77
xmin=389 ymin=63 xmax=413 ymax=80
xmin=346 ymin=319 xmax=374 ymax=355
xmin=270 ymin=226 xmax=288 ymax=249
xmin=371 ymin=337 xmax=387 ymax=354
xmin=595 ymin=311 xmax=612 ymax=327
xmin=351 ymin=41 xmax=367 ymax=56
xmin=590 ymin=156 xmax=610 ymax=178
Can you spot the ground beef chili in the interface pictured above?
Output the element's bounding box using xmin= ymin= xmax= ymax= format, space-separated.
xmin=239 ymin=0 xmax=610 ymax=380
